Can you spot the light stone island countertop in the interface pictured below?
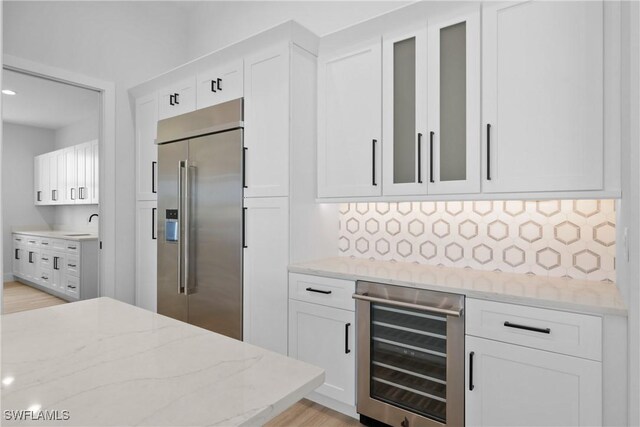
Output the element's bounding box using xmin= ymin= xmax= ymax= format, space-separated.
xmin=13 ymin=230 xmax=98 ymax=241
xmin=1 ymin=298 xmax=324 ymax=426
xmin=289 ymin=257 xmax=627 ymax=316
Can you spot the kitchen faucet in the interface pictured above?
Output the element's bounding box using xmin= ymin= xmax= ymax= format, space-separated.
xmin=89 ymin=214 xmax=99 ymax=223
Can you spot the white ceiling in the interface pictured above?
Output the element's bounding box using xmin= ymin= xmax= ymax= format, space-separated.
xmin=1 ymin=69 xmax=100 ymax=130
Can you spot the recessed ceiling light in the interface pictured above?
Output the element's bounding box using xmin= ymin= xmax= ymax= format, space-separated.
xmin=2 ymin=89 xmax=16 ymax=96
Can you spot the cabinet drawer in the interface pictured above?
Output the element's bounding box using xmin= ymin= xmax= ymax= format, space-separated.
xmin=289 ymin=273 xmax=355 ymax=311
xmin=13 ymin=235 xmax=26 ymax=245
xmin=39 ymin=252 xmax=53 ymax=268
xmin=158 ymin=78 xmax=197 ymax=120
xmin=38 ymin=269 xmax=52 ymax=288
xmin=48 ymin=238 xmax=66 ymax=252
xmin=65 ymin=241 xmax=80 ymax=254
xmin=26 ymin=237 xmax=41 ymax=246
xmin=197 ymin=59 xmax=244 ymax=109
xmin=65 ymin=275 xmax=79 ymax=299
xmin=66 ymin=256 xmax=80 ymax=277
xmin=466 ymin=299 xmax=602 ymax=361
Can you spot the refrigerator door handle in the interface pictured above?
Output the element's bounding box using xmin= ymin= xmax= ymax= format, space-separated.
xmin=184 ymin=163 xmax=195 ymax=295
xmin=177 ymin=160 xmax=186 ymax=295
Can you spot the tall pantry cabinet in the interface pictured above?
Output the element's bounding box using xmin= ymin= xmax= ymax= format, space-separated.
xmin=132 ymin=22 xmax=337 ymax=356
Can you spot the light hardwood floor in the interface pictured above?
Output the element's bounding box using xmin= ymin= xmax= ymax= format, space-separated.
xmin=2 ymin=281 xmax=361 ymax=426
xmin=2 ymin=281 xmax=67 ymax=314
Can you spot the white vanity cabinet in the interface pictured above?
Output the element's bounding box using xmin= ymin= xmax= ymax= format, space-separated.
xmin=317 ymin=39 xmax=382 ymax=198
xmin=12 ymin=232 xmax=99 ymax=301
xmin=288 ymin=273 xmax=357 ymax=416
xmin=481 ymin=1 xmax=604 ymax=194
xmin=465 ymin=298 xmax=603 ymax=426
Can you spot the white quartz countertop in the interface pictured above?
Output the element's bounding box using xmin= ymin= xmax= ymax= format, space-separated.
xmin=1 ymin=298 xmax=324 ymax=426
xmin=289 ymin=257 xmax=627 ymax=316
xmin=13 ymin=230 xmax=98 ymax=241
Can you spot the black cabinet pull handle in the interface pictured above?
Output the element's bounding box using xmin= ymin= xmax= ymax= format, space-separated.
xmin=29 ymin=252 xmax=33 ymax=264
xmin=372 ymin=139 xmax=377 ymax=186
xmin=37 ymin=191 xmax=42 ymax=202
xmin=14 ymin=249 xmax=19 ymax=260
xmin=211 ymin=79 xmax=217 ymax=93
xmin=417 ymin=133 xmax=423 ymax=184
xmin=152 ymin=208 xmax=157 ymax=240
xmin=242 ymin=207 xmax=247 ymax=249
xmin=242 ymin=147 xmax=248 ymax=189
xmin=68 ymin=264 xmax=77 ymax=268
xmin=469 ymin=351 xmax=475 ymax=391
xmin=429 ymin=131 xmax=435 ymax=183
xmin=174 ymin=93 xmax=180 ymax=105
xmin=305 ymin=287 xmax=332 ymax=295
xmin=152 ymin=161 xmax=157 ymax=194
xmin=486 ymin=124 xmax=492 ymax=181
xmin=169 ymin=94 xmax=174 ymax=106
xmin=217 ymin=78 xmax=222 ymax=91
xmin=54 ymin=256 xmax=59 ymax=270
xmin=504 ymin=321 xmax=550 ymax=334
xmin=345 ymin=323 xmax=351 ymax=354
xmin=68 ymin=285 xmax=76 ymax=289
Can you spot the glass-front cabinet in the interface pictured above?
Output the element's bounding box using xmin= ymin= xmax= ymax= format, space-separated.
xmin=382 ymin=9 xmax=480 ymax=196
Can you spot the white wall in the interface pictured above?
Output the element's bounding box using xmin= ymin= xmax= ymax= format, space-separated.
xmin=185 ymin=1 xmax=408 ymax=60
xmin=3 ymin=1 xmax=192 ymax=303
xmin=55 ymin=115 xmax=99 ymax=150
xmin=1 ymin=123 xmax=57 ymax=277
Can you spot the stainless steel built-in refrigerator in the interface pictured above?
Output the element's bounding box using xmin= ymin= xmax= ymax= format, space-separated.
xmin=156 ymin=99 xmax=243 ymax=340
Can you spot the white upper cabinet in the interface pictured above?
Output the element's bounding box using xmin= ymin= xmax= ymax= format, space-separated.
xmin=318 ymin=39 xmax=382 ymax=198
xmin=244 ymin=45 xmax=290 ymax=197
xmin=427 ymin=9 xmax=481 ymax=195
xmin=158 ymin=77 xmax=197 ymax=120
xmin=482 ymin=1 xmax=604 ymax=193
xmin=197 ymin=59 xmax=244 ymax=109
xmin=63 ymin=147 xmax=77 ymax=204
xmin=135 ymin=93 xmax=158 ymax=201
xmin=75 ymin=141 xmax=97 ymax=204
xmin=382 ymin=27 xmax=428 ymax=196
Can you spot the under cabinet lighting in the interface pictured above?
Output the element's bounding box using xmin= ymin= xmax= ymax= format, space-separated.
xmin=2 ymin=89 xmax=16 ymax=95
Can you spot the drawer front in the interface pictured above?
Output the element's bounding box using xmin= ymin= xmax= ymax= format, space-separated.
xmin=40 ymin=238 xmax=52 ymax=249
xmin=38 ymin=268 xmax=52 ymax=288
xmin=197 ymin=60 xmax=244 ymax=109
xmin=50 ymin=239 xmax=66 ymax=252
xmin=466 ymin=298 xmax=602 ymax=361
xmin=39 ymin=251 xmax=53 ymax=269
xmin=13 ymin=234 xmax=26 ymax=245
xmin=65 ymin=275 xmax=79 ymax=299
xmin=65 ymin=241 xmax=80 ymax=254
xmin=66 ymin=256 xmax=80 ymax=277
xmin=158 ymin=78 xmax=197 ymax=120
xmin=26 ymin=237 xmax=41 ymax=246
xmin=289 ymin=273 xmax=356 ymax=311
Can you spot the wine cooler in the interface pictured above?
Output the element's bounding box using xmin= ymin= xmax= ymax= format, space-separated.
xmin=353 ymin=281 xmax=464 ymax=427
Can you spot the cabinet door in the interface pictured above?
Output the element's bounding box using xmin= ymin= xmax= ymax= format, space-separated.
xmin=289 ymin=300 xmax=355 ymax=405
xmin=136 ymin=93 xmax=158 ymax=201
xmin=382 ymin=27 xmax=428 ymax=196
xmin=34 ymin=155 xmax=42 ymax=205
xmin=75 ymin=143 xmax=88 ymax=204
xmin=51 ymin=253 xmax=66 ymax=293
xmin=244 ymin=45 xmax=290 ymax=197
xmin=197 ymin=59 xmax=244 ymax=109
xmin=243 ymin=197 xmax=289 ymax=354
xmin=12 ymin=245 xmax=23 ymax=278
xmin=35 ymin=154 xmax=50 ymax=205
xmin=135 ymin=201 xmax=158 ymax=312
xmin=158 ymin=78 xmax=197 ymax=120
xmin=63 ymin=147 xmax=77 ymax=204
xmin=427 ymin=9 xmax=481 ymax=195
xmin=25 ymin=250 xmax=39 ymax=282
xmin=466 ymin=336 xmax=602 ymax=426
xmin=48 ymin=152 xmax=60 ymax=204
xmin=482 ymin=1 xmax=604 ymax=193
xmin=318 ymin=39 xmax=382 ymax=198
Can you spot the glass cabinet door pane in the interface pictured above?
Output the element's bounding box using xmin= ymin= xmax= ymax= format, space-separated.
xmin=393 ymin=37 xmax=416 ymax=184
xmin=440 ymin=22 xmax=466 ymax=182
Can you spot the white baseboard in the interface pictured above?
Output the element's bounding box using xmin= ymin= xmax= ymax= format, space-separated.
xmin=4 ymin=273 xmax=15 ymax=282
xmin=306 ymin=391 xmax=358 ymax=419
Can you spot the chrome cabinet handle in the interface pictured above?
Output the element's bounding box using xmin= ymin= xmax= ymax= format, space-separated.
xmin=177 ymin=160 xmax=185 ymax=295
xmin=71 ymin=188 xmax=76 ymax=200
xmin=352 ymin=293 xmax=463 ymax=317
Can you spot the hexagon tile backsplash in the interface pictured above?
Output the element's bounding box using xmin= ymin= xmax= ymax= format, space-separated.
xmin=338 ymin=200 xmax=616 ymax=282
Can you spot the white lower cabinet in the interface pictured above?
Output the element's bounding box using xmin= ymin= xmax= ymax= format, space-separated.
xmin=465 ymin=298 xmax=603 ymax=427
xmin=288 ymin=273 xmax=357 ymax=415
xmin=11 ymin=233 xmax=99 ymax=301
xmin=242 ymin=197 xmax=289 ymax=355
xmin=465 ymin=336 xmax=602 ymax=427
xmin=289 ymin=299 xmax=355 ymax=405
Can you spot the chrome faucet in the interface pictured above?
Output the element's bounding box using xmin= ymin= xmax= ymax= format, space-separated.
xmin=89 ymin=214 xmax=99 ymax=223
